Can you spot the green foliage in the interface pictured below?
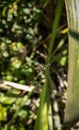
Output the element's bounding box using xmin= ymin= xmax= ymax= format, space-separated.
xmin=0 ymin=0 xmax=69 ymax=130
xmin=34 ymin=81 xmax=49 ymax=130
xmin=0 ymin=1 xmax=43 ymax=129
xmin=64 ymin=0 xmax=79 ymax=127
xmin=35 ymin=1 xmax=65 ymax=130
xmin=0 ymin=0 xmax=42 ymax=84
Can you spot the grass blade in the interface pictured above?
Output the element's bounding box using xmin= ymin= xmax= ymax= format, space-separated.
xmin=48 ymin=0 xmax=64 ymax=62
xmin=34 ymin=70 xmax=53 ymax=130
xmin=34 ymin=82 xmax=49 ymax=130
xmin=64 ymin=0 xmax=79 ymax=126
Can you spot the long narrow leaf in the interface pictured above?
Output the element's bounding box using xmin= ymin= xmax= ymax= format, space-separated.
xmin=64 ymin=0 xmax=79 ymax=126
xmin=34 ymin=81 xmax=49 ymax=130
xmin=34 ymin=70 xmax=53 ymax=130
xmin=48 ymin=0 xmax=64 ymax=62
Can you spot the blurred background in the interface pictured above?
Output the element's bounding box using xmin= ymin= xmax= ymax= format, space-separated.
xmin=0 ymin=0 xmax=68 ymax=130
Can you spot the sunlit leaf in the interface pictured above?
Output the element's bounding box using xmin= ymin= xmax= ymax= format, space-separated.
xmin=64 ymin=0 xmax=79 ymax=126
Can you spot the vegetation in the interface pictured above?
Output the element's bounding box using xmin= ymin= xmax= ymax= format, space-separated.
xmin=0 ymin=0 xmax=79 ymax=130
xmin=64 ymin=0 xmax=79 ymax=128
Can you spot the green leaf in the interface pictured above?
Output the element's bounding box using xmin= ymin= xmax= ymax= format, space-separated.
xmin=0 ymin=105 xmax=7 ymax=121
xmin=64 ymin=0 xmax=79 ymax=126
xmin=34 ymin=82 xmax=48 ymax=130
xmin=34 ymin=70 xmax=53 ymax=130
xmin=47 ymin=0 xmax=64 ymax=63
